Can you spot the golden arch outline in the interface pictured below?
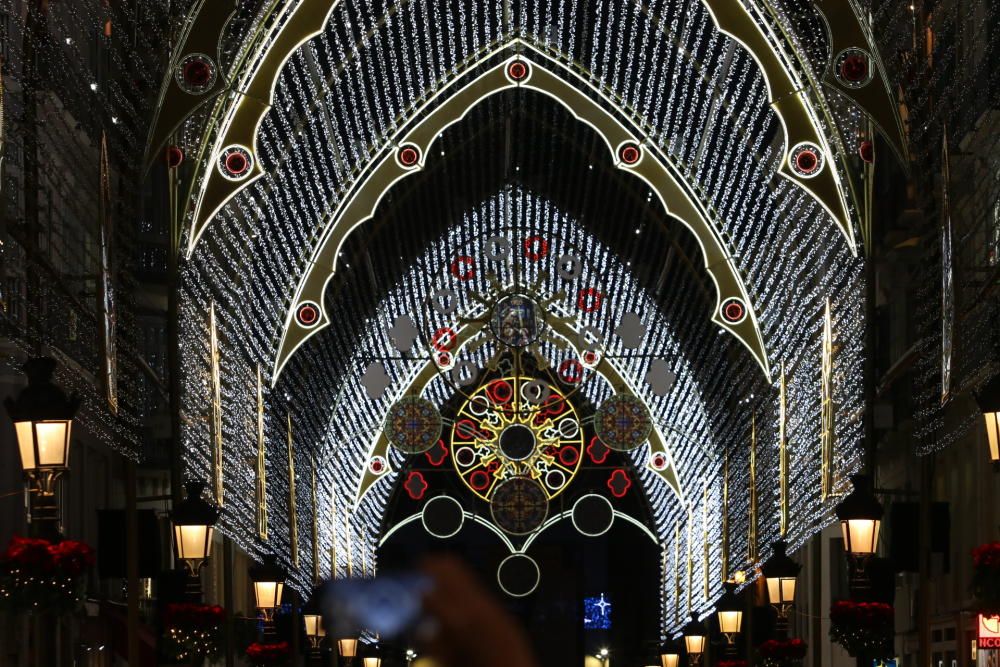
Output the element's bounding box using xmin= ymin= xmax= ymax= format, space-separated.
xmin=273 ymin=43 xmax=772 ymax=384
xmin=353 ymin=315 xmax=686 ymax=509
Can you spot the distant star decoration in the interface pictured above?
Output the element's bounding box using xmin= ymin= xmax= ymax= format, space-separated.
xmin=615 ymin=312 xmax=647 ymax=349
xmin=390 ymin=315 xmax=420 ymax=353
xmin=362 ymin=362 xmax=391 ymax=400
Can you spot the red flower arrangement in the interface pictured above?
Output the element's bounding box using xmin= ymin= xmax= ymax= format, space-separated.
xmin=973 ymin=542 xmax=1000 ymax=613
xmin=0 ymin=535 xmax=95 ymax=614
xmin=757 ymin=638 xmax=807 ymax=667
xmin=829 ymin=600 xmax=893 ymax=658
xmin=245 ymin=641 xmax=291 ymax=666
xmin=718 ymin=660 xmax=749 ymax=667
xmin=162 ymin=603 xmax=225 ymax=662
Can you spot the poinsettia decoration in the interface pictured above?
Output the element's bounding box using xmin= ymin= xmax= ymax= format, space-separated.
xmin=829 ymin=600 xmax=894 ymax=659
xmin=245 ymin=641 xmax=291 ymax=666
xmin=757 ymin=638 xmax=807 ymax=667
xmin=718 ymin=660 xmax=749 ymax=667
xmin=0 ymin=535 xmax=94 ymax=614
xmin=162 ymin=603 xmax=225 ymax=662
xmin=973 ymin=542 xmax=1000 ymax=614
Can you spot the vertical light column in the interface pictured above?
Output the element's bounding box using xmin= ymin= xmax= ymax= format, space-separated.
xmin=256 ymin=365 xmax=268 ymax=539
xmin=702 ymin=486 xmax=710 ymax=600
xmin=98 ymin=132 xmax=118 ymax=414
xmin=311 ymin=461 xmax=319 ymax=583
xmin=209 ymin=301 xmax=223 ymax=505
xmin=779 ymin=364 xmax=788 ymax=537
xmin=721 ymin=450 xmax=729 ymax=581
xmin=287 ymin=411 xmax=298 ymax=567
xmin=748 ymin=414 xmax=758 ymax=563
xmin=821 ymin=300 xmax=835 ymax=499
xmin=674 ymin=524 xmax=681 ymax=622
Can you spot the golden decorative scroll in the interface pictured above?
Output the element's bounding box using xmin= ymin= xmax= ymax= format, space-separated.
xmin=97 ymin=132 xmax=118 ymax=414
xmin=821 ymin=300 xmax=836 ymax=499
xmin=779 ymin=364 xmax=789 ymax=536
xmin=256 ymin=365 xmax=268 ymax=539
xmin=748 ymin=413 xmax=758 ymax=563
xmin=287 ymin=411 xmax=298 ymax=567
xmin=209 ymin=302 xmax=223 ymax=505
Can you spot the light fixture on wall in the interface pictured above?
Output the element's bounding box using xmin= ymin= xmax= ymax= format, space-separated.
xmin=716 ymin=580 xmax=744 ymax=649
xmin=4 ymin=357 xmax=79 ymax=535
xmin=682 ymin=614 xmax=707 ymax=666
xmin=659 ymin=641 xmax=681 ymax=667
xmin=835 ymin=474 xmax=883 ymax=587
xmin=249 ymin=555 xmax=286 ymax=624
xmin=975 ymin=375 xmax=1000 ymax=468
xmin=170 ymin=481 xmax=219 ymax=584
xmin=762 ymin=539 xmax=800 ymax=632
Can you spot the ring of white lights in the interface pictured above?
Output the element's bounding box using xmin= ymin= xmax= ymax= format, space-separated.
xmin=571 ymin=493 xmax=616 ymax=537
xmin=420 ymin=495 xmax=465 ymax=539
xmin=496 ymin=553 xmax=541 ymax=597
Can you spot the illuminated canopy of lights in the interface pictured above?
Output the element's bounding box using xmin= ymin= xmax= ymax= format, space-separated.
xmin=173 ymin=0 xmax=873 ymax=633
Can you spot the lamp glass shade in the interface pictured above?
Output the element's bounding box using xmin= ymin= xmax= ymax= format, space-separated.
xmin=338 ymin=638 xmax=358 ymax=657
xmin=173 ymin=524 xmax=214 ymax=561
xmin=303 ymin=614 xmax=324 ymax=638
xmin=15 ymin=419 xmax=71 ymax=470
xmin=363 ymin=658 xmax=381 ymax=667
xmin=683 ymin=634 xmax=705 ymax=655
xmin=766 ymin=575 xmax=796 ymax=605
xmin=660 ymin=656 xmax=680 ymax=667
xmin=986 ymin=411 xmax=999 ymax=462
xmin=253 ymin=580 xmax=284 ymax=609
xmin=840 ymin=518 xmax=880 ymax=556
xmin=717 ymin=609 xmax=743 ymax=635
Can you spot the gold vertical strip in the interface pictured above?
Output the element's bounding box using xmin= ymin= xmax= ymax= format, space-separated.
xmin=702 ymin=487 xmax=710 ymax=600
xmin=97 ymin=132 xmax=118 ymax=414
xmin=779 ymin=364 xmax=789 ymax=537
xmin=686 ymin=513 xmax=693 ymax=612
xmin=821 ymin=299 xmax=835 ymax=499
xmin=749 ymin=413 xmax=758 ymax=563
xmin=287 ymin=411 xmax=298 ymax=568
xmin=674 ymin=524 xmax=681 ymax=621
xmin=209 ymin=302 xmax=223 ymax=505
xmin=722 ymin=450 xmax=729 ymax=581
xmin=346 ymin=502 xmax=354 ymax=578
xmin=256 ymin=366 xmax=268 ymax=539
xmin=311 ymin=461 xmax=319 ymax=584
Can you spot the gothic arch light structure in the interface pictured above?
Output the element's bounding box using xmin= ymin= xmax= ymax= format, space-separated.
xmin=169 ymin=0 xmax=874 ymax=634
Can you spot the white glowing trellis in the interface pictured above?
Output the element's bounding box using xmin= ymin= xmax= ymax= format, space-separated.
xmin=177 ymin=0 xmax=868 ymax=634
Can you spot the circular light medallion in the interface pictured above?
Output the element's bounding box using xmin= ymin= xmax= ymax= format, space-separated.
xmin=385 ymin=396 xmax=443 ymax=454
xmin=368 ymin=456 xmax=388 ymax=475
xmin=834 ymin=48 xmax=873 ymax=89
xmin=166 ymin=145 xmax=184 ymax=168
xmin=571 ymin=493 xmax=615 ymax=537
xmin=421 ymin=495 xmax=465 ymax=539
xmin=506 ymin=60 xmax=530 ymax=83
xmin=618 ymin=142 xmax=642 ymax=166
xmin=491 ymin=294 xmax=540 ymax=347
xmin=858 ymin=140 xmax=874 ymax=164
xmin=218 ymin=145 xmax=254 ymax=181
xmin=397 ymin=143 xmax=421 ymax=168
xmin=175 ymin=53 xmax=217 ymax=94
xmin=497 ymin=554 xmax=540 ymax=597
xmin=594 ymin=394 xmax=653 ymax=452
xmin=719 ymin=297 xmax=748 ymax=325
xmin=789 ymin=142 xmax=824 ymax=178
xmin=490 ymin=477 xmax=549 ymax=535
xmin=450 ymin=377 xmax=584 ymax=502
xmin=295 ymin=301 xmax=321 ymax=328
xmin=649 ymin=450 xmax=669 ymax=471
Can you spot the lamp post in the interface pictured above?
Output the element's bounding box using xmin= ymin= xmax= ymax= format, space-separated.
xmin=681 ymin=614 xmax=706 ymax=666
xmin=170 ymin=480 xmax=219 ymax=599
xmin=659 ymin=640 xmax=681 ymax=667
xmin=302 ymin=591 xmax=325 ymax=662
xmin=597 ymin=647 xmax=609 ymax=667
xmin=4 ymin=357 xmax=79 ymax=538
xmin=250 ymin=554 xmax=286 ymax=630
xmin=338 ymin=637 xmax=359 ymax=665
xmin=975 ymin=375 xmax=1000 ymax=468
xmin=716 ymin=581 xmax=744 ymax=651
xmin=762 ymin=540 xmax=800 ymax=634
xmin=835 ymin=474 xmax=883 ymax=588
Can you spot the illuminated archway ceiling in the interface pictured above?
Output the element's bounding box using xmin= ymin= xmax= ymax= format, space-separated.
xmin=175 ymin=0 xmax=871 ymax=616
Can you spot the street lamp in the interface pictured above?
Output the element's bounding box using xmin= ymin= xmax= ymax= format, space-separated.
xmin=4 ymin=357 xmax=79 ymax=533
xmin=249 ymin=554 xmax=286 ymax=624
xmin=716 ymin=581 xmax=743 ymax=649
xmin=303 ymin=613 xmax=324 ymax=648
xmin=975 ymin=375 xmax=1000 ymax=467
xmin=170 ymin=481 xmax=219 ymax=576
xmin=659 ymin=641 xmax=681 ymax=667
xmin=762 ymin=539 xmax=800 ymax=632
xmin=338 ymin=637 xmax=359 ymax=664
xmin=681 ymin=614 xmax=707 ymax=666
xmin=835 ymin=474 xmax=883 ymax=587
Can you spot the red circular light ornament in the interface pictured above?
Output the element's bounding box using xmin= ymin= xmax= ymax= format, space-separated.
xmin=487 ymin=380 xmax=513 ymax=404
xmin=398 ymin=144 xmax=421 ymax=168
xmin=296 ymin=302 xmax=320 ymax=327
xmin=450 ymin=256 xmax=475 ymax=280
xmin=858 ymin=140 xmax=874 ymax=164
xmin=507 ymin=60 xmax=529 ymax=81
xmin=218 ymin=146 xmax=254 ymax=180
xmin=577 ymin=288 xmax=604 ymax=313
xmin=789 ymin=143 xmax=823 ymax=178
xmin=523 ymin=236 xmax=549 ymax=261
xmin=369 ymin=456 xmax=388 ymax=475
xmin=175 ymin=53 xmax=217 ymax=94
xmin=720 ymin=297 xmax=747 ymax=324
xmin=432 ymin=327 xmax=457 ymax=352
xmin=835 ymin=48 xmax=872 ymax=88
xmin=559 ymin=359 xmax=584 ymax=384
xmin=650 ymin=451 xmax=668 ymax=471
xmin=619 ymin=142 xmax=642 ymax=165
xmin=559 ymin=446 xmax=580 ymax=467
xmin=469 ymin=470 xmax=490 ymax=491
xmin=166 ymin=145 xmax=184 ymax=168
